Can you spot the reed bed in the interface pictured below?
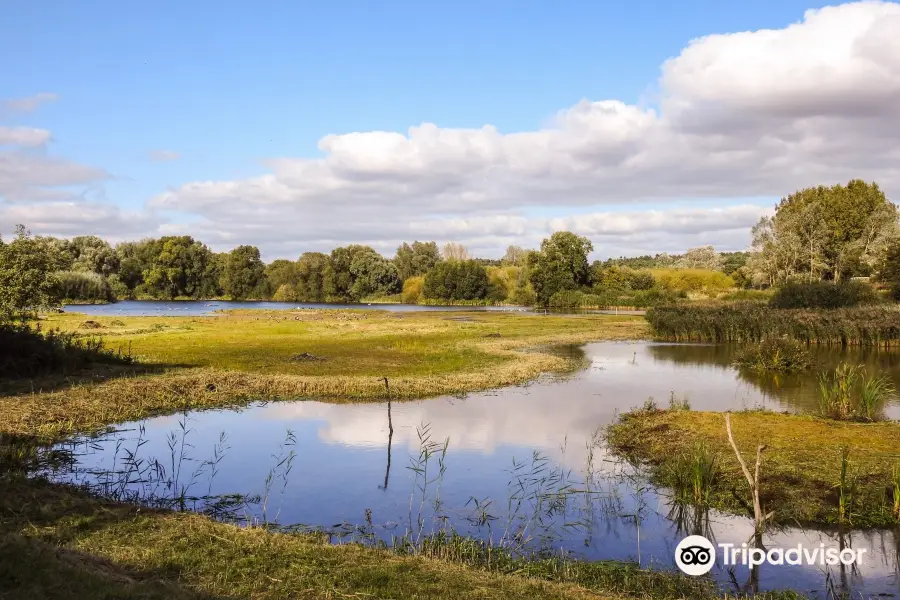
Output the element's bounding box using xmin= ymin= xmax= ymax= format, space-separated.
xmin=646 ymin=303 xmax=900 ymax=346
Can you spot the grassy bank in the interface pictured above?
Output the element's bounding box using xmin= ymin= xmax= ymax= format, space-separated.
xmin=2 ymin=310 xmax=645 ymax=439
xmin=1 ymin=475 xmax=811 ymax=600
xmin=646 ymin=303 xmax=900 ymax=346
xmin=608 ymin=408 xmax=900 ymax=527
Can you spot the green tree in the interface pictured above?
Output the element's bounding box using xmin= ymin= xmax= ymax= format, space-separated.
xmin=0 ymin=225 xmax=62 ymax=320
xmin=141 ymin=236 xmax=219 ymax=299
xmin=296 ymin=252 xmax=329 ymax=302
xmin=501 ymin=245 xmax=528 ymax=266
xmin=750 ymin=180 xmax=898 ymax=284
xmin=876 ymin=241 xmax=900 ymax=300
xmin=422 ymin=260 xmax=490 ymax=301
xmin=349 ymin=247 xmax=401 ymax=300
xmin=68 ymin=235 xmax=120 ymax=276
xmin=220 ymin=245 xmax=266 ymax=300
xmin=265 ymin=259 xmax=300 ymax=297
xmin=394 ymin=241 xmax=441 ymax=281
xmin=528 ymin=232 xmax=593 ymax=305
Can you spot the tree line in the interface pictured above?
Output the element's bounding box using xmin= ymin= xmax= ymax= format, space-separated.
xmin=2 ymin=178 xmax=899 ymax=319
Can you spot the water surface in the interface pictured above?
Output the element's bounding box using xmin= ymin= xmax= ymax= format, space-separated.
xmin=63 ymin=299 xmax=644 ymax=317
xmin=52 ymin=341 xmax=900 ymax=598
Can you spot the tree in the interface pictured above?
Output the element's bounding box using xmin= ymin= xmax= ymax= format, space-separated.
xmin=323 ymin=245 xmax=400 ymax=301
xmin=441 ymin=242 xmax=470 ymax=261
xmin=394 ymin=241 xmax=441 ymax=281
xmin=675 ymin=246 xmax=724 ymax=271
xmin=265 ymin=259 xmax=300 ymax=295
xmin=141 ymin=236 xmax=220 ymax=299
xmin=501 ymin=245 xmax=528 ymax=266
xmin=749 ymin=180 xmax=898 ymax=285
xmin=68 ymin=235 xmax=120 ymax=277
xmin=422 ymin=260 xmax=489 ymax=301
xmin=875 ymin=240 xmax=900 ymax=300
xmin=0 ymin=225 xmax=62 ymax=320
xmin=528 ymin=232 xmax=593 ymax=305
xmin=220 ymin=245 xmax=266 ymax=300
xmin=296 ymin=252 xmax=329 ymax=302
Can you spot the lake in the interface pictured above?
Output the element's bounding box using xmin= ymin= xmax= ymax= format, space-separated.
xmin=49 ymin=341 xmax=900 ymax=598
xmin=62 ymin=299 xmax=645 ymax=317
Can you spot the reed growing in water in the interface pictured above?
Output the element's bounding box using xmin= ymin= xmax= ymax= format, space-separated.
xmin=817 ymin=363 xmax=895 ymax=421
xmin=732 ymin=337 xmax=814 ymax=372
xmin=646 ymin=303 xmax=900 ymax=346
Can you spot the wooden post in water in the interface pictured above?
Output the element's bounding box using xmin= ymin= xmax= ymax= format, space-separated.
xmin=724 ymin=413 xmax=773 ymax=535
xmin=381 ymin=377 xmax=394 ymax=490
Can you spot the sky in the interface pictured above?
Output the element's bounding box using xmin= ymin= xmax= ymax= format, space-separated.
xmin=2 ymin=0 xmax=899 ymax=261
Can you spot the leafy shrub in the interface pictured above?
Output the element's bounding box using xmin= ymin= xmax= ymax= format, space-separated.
xmin=733 ymin=338 xmax=814 ymax=372
xmin=272 ymin=283 xmax=299 ymax=302
xmin=650 ymin=268 xmax=735 ymax=295
xmin=769 ymin=281 xmax=877 ymax=309
xmin=0 ymin=322 xmax=134 ymax=378
xmin=52 ymin=270 xmax=116 ymax=303
xmin=401 ymin=276 xmax=424 ymax=304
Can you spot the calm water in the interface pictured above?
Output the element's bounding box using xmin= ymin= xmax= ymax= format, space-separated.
xmin=51 ymin=341 xmax=900 ymax=598
xmin=63 ymin=299 xmax=644 ymax=317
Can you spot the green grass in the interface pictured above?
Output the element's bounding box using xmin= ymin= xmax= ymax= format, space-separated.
xmin=608 ymin=408 xmax=900 ymax=527
xmin=1 ymin=310 xmax=645 ymax=440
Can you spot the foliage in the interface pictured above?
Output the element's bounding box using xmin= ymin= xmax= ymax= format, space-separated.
xmin=768 ymin=280 xmax=877 ymax=309
xmin=732 ymin=338 xmax=814 ymax=372
xmin=528 ymin=232 xmax=593 ymax=306
xmin=0 ymin=322 xmax=133 ymax=378
xmin=665 ymin=442 xmax=719 ymax=507
xmin=324 ymin=245 xmax=401 ymax=302
xmin=673 ymin=245 xmax=723 ymax=271
xmin=394 ymin=241 xmax=441 ymax=281
xmin=0 ymin=225 xmax=63 ymax=321
xmin=401 ymin=276 xmax=424 ymax=304
xmin=441 ymin=242 xmax=470 ymax=261
xmin=220 ymin=245 xmax=266 ymax=300
xmin=265 ymin=259 xmax=301 ymax=292
xmin=817 ymin=363 xmax=895 ymax=421
xmin=67 ymin=235 xmax=120 ymax=276
xmin=53 ymin=271 xmax=116 ymax=303
xmin=501 ymin=245 xmax=528 ymax=266
xmin=139 ymin=236 xmax=222 ymax=299
xmin=296 ymin=252 xmax=329 ymax=302
xmin=748 ymin=180 xmax=898 ymax=285
xmin=650 ymin=268 xmax=735 ymax=295
xmin=422 ymin=260 xmax=490 ymax=301
xmin=272 ymin=283 xmax=300 ymax=302
xmin=646 ymin=303 xmax=900 ymax=346
xmin=875 ymin=239 xmax=900 ymax=300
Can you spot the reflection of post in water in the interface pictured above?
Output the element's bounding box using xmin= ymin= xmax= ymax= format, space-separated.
xmin=381 ymin=377 xmax=394 ymax=490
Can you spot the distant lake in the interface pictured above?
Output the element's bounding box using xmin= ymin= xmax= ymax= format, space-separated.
xmin=63 ymin=300 xmax=644 ymax=317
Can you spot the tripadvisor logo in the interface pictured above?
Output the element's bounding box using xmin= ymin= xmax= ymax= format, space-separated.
xmin=675 ymin=535 xmax=716 ymax=576
xmin=675 ymin=535 xmax=868 ymax=576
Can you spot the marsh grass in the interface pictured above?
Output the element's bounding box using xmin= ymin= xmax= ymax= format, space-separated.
xmin=608 ymin=409 xmax=900 ymax=527
xmin=732 ymin=338 xmax=814 ymax=373
xmin=646 ymin=303 xmax=900 ymax=346
xmin=665 ymin=442 xmax=719 ymax=507
xmin=817 ymin=363 xmax=896 ymax=421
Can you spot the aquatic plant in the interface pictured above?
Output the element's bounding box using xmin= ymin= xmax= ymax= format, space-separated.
xmin=732 ymin=337 xmax=814 ymax=373
xmin=668 ymin=391 xmax=691 ymax=411
xmin=665 ymin=442 xmax=719 ymax=507
xmin=892 ymin=463 xmax=900 ymax=520
xmin=817 ymin=363 xmax=895 ymax=421
xmin=769 ymin=280 xmax=877 ymax=310
xmin=646 ymin=303 xmax=900 ymax=347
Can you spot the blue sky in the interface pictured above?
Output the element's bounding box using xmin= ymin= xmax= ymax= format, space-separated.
xmin=2 ymin=1 xmax=898 ymax=259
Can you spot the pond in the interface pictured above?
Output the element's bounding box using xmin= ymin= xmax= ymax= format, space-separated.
xmin=62 ymin=299 xmax=645 ymax=317
xmin=48 ymin=341 xmax=900 ymax=598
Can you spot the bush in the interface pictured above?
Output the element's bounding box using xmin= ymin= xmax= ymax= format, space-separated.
xmin=401 ymin=276 xmax=424 ymax=304
xmin=650 ymin=268 xmax=734 ymax=295
xmin=769 ymin=281 xmax=877 ymax=309
xmin=272 ymin=283 xmax=300 ymax=302
xmin=52 ymin=271 xmax=116 ymax=303
xmin=0 ymin=322 xmax=134 ymax=378
xmin=733 ymin=338 xmax=814 ymax=372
